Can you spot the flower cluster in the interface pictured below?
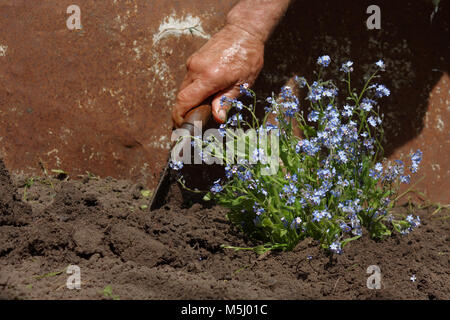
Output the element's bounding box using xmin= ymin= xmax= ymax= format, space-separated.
xmin=169 ymin=160 xmax=183 ymax=171
xmin=200 ymin=57 xmax=423 ymax=255
xmin=317 ymin=55 xmax=331 ymax=67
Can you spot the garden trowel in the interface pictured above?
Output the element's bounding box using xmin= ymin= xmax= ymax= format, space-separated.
xmin=149 ymin=104 xmax=212 ymax=211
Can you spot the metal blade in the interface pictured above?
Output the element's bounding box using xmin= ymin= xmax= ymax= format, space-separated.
xmin=149 ymin=155 xmax=173 ymax=211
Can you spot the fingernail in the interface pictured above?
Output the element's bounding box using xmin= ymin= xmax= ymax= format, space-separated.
xmin=218 ymin=109 xmax=226 ymax=122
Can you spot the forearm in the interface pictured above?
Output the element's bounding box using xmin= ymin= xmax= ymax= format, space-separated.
xmin=226 ymin=0 xmax=292 ymax=43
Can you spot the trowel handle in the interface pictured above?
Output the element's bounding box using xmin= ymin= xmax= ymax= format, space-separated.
xmin=180 ymin=104 xmax=212 ymax=135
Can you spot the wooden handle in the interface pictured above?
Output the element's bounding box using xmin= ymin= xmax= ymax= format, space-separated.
xmin=180 ymin=104 xmax=212 ymax=136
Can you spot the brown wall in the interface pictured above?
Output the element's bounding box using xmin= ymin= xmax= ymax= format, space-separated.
xmin=0 ymin=0 xmax=448 ymax=203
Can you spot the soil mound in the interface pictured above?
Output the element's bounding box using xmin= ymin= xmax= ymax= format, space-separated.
xmin=0 ymin=158 xmax=448 ymax=299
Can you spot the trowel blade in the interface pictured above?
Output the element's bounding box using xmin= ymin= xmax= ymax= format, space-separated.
xmin=149 ymin=156 xmax=173 ymax=211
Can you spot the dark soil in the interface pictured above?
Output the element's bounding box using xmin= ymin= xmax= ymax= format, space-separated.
xmin=0 ymin=158 xmax=449 ymax=300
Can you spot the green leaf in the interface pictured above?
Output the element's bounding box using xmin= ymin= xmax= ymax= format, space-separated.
xmin=341 ymin=235 xmax=361 ymax=247
xmin=253 ymin=245 xmax=270 ymax=255
xmin=371 ymin=222 xmax=391 ymax=238
xmin=140 ymin=190 xmax=151 ymax=197
xmin=203 ymin=193 xmax=212 ymax=201
xmin=51 ymin=169 xmax=67 ymax=175
xmin=103 ymin=285 xmax=113 ymax=296
xmin=231 ymin=196 xmax=247 ymax=207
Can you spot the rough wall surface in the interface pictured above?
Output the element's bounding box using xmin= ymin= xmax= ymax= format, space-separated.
xmin=0 ymin=0 xmax=237 ymax=185
xmin=0 ymin=0 xmax=448 ymax=202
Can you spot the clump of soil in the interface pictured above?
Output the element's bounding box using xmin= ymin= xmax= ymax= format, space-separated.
xmin=0 ymin=160 xmax=33 ymax=227
xmin=0 ymin=158 xmax=448 ymax=299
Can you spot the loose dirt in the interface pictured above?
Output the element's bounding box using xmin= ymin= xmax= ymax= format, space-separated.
xmin=0 ymin=159 xmax=448 ymax=299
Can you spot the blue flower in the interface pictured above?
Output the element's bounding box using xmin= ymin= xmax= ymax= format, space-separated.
xmin=340 ymin=222 xmax=351 ymax=233
xmin=340 ymin=199 xmax=362 ymax=215
xmin=375 ymin=162 xmax=383 ymax=172
xmin=336 ymin=175 xmax=350 ymax=187
xmin=265 ymin=122 xmax=279 ymax=132
xmin=225 ymin=165 xmax=239 ymax=178
xmin=252 ymin=148 xmax=266 ymax=163
xmin=329 ymin=241 xmax=342 ymax=254
xmin=374 ymin=84 xmax=390 ymax=98
xmin=370 ymin=163 xmax=383 ymax=179
xmin=301 ymin=139 xmax=321 ymax=156
xmin=317 ymin=168 xmax=335 ymax=180
xmin=406 ymin=215 xmax=421 ymax=229
xmin=352 ymin=226 xmax=363 ymax=236
xmin=210 ymin=179 xmax=223 ymax=193
xmin=340 ymin=61 xmax=353 ymax=73
xmin=218 ymin=123 xmax=226 ymax=137
xmin=307 ymin=81 xmax=324 ymax=102
xmin=330 ymin=189 xmax=341 ymax=198
xmin=237 ymin=169 xmax=252 ymax=182
xmin=235 ymin=100 xmax=244 ymax=111
xmin=363 ymin=138 xmax=375 ymax=150
xmin=285 ymin=173 xmax=298 ymax=182
xmin=294 ymin=76 xmax=307 ymax=88
xmin=322 ymin=87 xmax=338 ymax=98
xmin=369 ymin=169 xmax=380 ymax=180
xmin=317 ymin=55 xmax=331 ymax=67
xmin=400 ymin=175 xmax=411 ymax=184
xmin=375 ymin=59 xmax=385 ymax=71
xmin=367 ymin=116 xmax=378 ymax=127
xmin=227 ymin=114 xmax=243 ymax=127
xmin=342 ymin=104 xmax=354 ymax=117
xmin=373 ymin=210 xmax=387 ymax=218
xmin=240 ymin=83 xmax=253 ymax=97
xmin=169 ymin=160 xmax=183 ymax=170
xmin=383 ymin=160 xmax=405 ymax=182
xmin=220 ymin=95 xmax=229 ymax=107
xmin=282 ymin=101 xmax=299 ymax=117
xmin=286 ymin=195 xmax=296 ymax=205
xmin=282 ymin=183 xmax=298 ymax=195
xmin=360 ymin=98 xmax=375 ymax=112
xmin=290 ymin=217 xmax=302 ymax=229
xmin=253 ymin=203 xmax=265 ymax=215
xmin=337 ymin=150 xmax=349 ymax=164
xmin=308 ymin=110 xmax=320 ymax=122
xmin=312 ymin=209 xmax=332 ymax=222
xmin=410 ymin=149 xmax=423 ymax=173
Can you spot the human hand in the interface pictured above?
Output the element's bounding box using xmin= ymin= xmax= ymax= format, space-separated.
xmin=172 ymin=24 xmax=264 ymax=127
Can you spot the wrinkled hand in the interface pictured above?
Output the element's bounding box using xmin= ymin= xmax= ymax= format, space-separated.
xmin=172 ymin=24 xmax=264 ymax=127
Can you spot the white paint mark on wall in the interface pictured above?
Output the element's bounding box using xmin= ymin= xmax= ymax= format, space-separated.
xmin=153 ymin=13 xmax=210 ymax=45
xmin=0 ymin=44 xmax=7 ymax=56
xmin=47 ymin=149 xmax=58 ymax=156
xmin=133 ymin=40 xmax=142 ymax=60
xmin=149 ymin=52 xmax=170 ymax=81
xmin=431 ymin=163 xmax=440 ymax=171
xmin=55 ymin=156 xmax=62 ymax=167
xmin=436 ymin=114 xmax=444 ymax=132
xmin=147 ymin=135 xmax=171 ymax=150
xmin=147 ymin=49 xmax=177 ymax=105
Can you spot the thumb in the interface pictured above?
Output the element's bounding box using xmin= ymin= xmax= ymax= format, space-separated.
xmin=172 ymin=79 xmax=217 ymax=128
xmin=211 ymin=85 xmax=241 ymax=124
